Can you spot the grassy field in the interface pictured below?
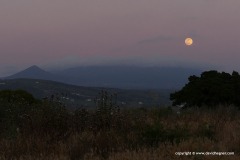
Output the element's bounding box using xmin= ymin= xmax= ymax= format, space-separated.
xmin=0 ymin=100 xmax=240 ymax=160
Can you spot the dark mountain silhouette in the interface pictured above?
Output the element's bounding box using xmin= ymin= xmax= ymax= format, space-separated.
xmin=5 ymin=65 xmax=203 ymax=89
xmin=5 ymin=65 xmax=62 ymax=81
xmin=54 ymin=66 xmax=203 ymax=89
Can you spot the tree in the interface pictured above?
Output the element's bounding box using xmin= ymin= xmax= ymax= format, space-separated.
xmin=0 ymin=90 xmax=38 ymax=137
xmin=170 ymin=70 xmax=240 ymax=107
xmin=0 ymin=90 xmax=36 ymax=105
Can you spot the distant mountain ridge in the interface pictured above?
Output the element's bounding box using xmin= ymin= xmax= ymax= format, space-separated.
xmin=6 ymin=65 xmax=53 ymax=79
xmin=5 ymin=65 xmax=203 ymax=89
xmin=5 ymin=65 xmax=64 ymax=82
xmin=54 ymin=66 xmax=203 ymax=89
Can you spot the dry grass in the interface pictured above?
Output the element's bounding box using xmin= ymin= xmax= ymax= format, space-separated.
xmin=0 ymin=106 xmax=240 ymax=160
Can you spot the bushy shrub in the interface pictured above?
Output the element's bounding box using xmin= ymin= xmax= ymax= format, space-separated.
xmin=0 ymin=90 xmax=39 ymax=138
xmin=142 ymin=124 xmax=190 ymax=147
xmin=142 ymin=124 xmax=165 ymax=147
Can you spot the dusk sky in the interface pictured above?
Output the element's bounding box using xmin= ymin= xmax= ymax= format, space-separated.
xmin=0 ymin=0 xmax=240 ymax=76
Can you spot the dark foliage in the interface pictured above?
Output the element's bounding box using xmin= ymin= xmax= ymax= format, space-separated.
xmin=0 ymin=90 xmax=39 ymax=138
xmin=170 ymin=70 xmax=240 ymax=107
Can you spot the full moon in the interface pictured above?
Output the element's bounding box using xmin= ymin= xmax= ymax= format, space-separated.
xmin=185 ymin=38 xmax=193 ymax=46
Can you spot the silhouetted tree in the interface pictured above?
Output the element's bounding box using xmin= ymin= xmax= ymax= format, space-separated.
xmin=170 ymin=70 xmax=240 ymax=107
xmin=0 ymin=90 xmax=38 ymax=138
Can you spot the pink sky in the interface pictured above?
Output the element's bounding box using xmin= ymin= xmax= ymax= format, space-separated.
xmin=0 ymin=0 xmax=240 ymax=75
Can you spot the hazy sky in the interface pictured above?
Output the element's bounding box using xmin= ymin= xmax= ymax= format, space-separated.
xmin=0 ymin=0 xmax=240 ymax=76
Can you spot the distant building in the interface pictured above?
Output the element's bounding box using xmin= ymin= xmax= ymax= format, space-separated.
xmin=87 ymin=99 xmax=92 ymax=102
xmin=121 ymin=102 xmax=126 ymax=105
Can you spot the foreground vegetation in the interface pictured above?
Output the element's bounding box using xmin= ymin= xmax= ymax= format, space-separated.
xmin=0 ymin=90 xmax=240 ymax=159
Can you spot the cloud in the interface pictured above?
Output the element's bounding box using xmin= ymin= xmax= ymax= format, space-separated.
xmin=138 ymin=35 xmax=173 ymax=44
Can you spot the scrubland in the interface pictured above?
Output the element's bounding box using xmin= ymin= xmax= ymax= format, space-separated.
xmin=0 ymin=91 xmax=240 ymax=159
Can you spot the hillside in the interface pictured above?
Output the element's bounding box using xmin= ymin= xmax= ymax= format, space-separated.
xmin=0 ymin=78 xmax=172 ymax=108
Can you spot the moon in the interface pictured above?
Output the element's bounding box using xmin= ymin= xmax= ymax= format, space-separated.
xmin=185 ymin=38 xmax=193 ymax=46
